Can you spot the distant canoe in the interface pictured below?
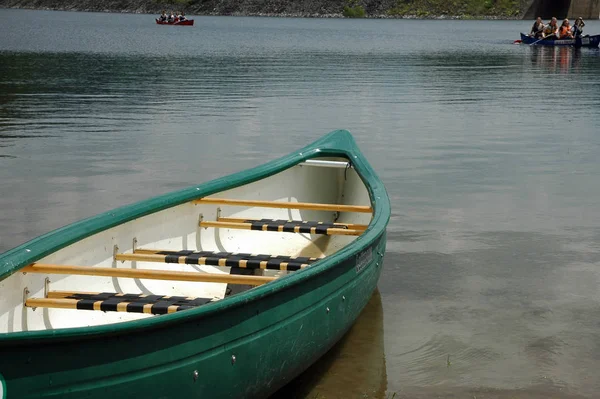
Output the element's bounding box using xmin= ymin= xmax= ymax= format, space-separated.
xmin=519 ymin=32 xmax=600 ymax=47
xmin=156 ymin=18 xmax=194 ymax=26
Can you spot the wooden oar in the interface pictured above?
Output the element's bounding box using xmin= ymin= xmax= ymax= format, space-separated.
xmin=530 ymin=33 xmax=555 ymax=46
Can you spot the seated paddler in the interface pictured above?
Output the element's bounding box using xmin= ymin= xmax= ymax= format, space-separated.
xmin=530 ymin=17 xmax=545 ymax=39
xmin=543 ymin=17 xmax=558 ymax=38
xmin=572 ymin=17 xmax=585 ymax=37
xmin=558 ymin=19 xmax=574 ymax=39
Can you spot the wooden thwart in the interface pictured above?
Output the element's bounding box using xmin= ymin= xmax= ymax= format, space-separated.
xmin=22 ymin=263 xmax=275 ymax=286
xmin=193 ymin=197 xmax=373 ymax=213
xmin=200 ymin=220 xmax=363 ymax=236
xmin=117 ymin=249 xmax=318 ymax=271
xmin=46 ymin=290 xmax=101 ymax=299
xmin=26 ymin=291 xmax=213 ymax=315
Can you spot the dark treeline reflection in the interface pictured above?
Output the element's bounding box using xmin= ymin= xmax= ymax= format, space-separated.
xmin=5 ymin=48 xmax=598 ymax=138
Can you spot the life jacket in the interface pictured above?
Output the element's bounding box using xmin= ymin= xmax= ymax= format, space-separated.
xmin=559 ymin=26 xmax=571 ymax=38
xmin=544 ymin=24 xmax=556 ymax=35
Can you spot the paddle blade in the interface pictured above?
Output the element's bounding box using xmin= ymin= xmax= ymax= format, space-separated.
xmin=513 ymin=39 xmax=522 ymax=44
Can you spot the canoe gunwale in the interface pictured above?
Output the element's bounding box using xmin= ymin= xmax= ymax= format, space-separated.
xmin=0 ymin=129 xmax=390 ymax=343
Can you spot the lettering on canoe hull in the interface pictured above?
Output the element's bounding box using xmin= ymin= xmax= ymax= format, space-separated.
xmin=355 ymin=247 xmax=373 ymax=274
xmin=554 ymin=39 xmax=576 ymax=44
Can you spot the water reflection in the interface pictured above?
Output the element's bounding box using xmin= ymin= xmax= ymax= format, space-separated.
xmin=271 ymin=290 xmax=386 ymax=399
xmin=380 ymin=229 xmax=600 ymax=398
xmin=530 ymin=46 xmax=582 ymax=73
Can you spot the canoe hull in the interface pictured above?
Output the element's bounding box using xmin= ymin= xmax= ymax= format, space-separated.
xmin=0 ymin=238 xmax=385 ymax=399
xmin=156 ymin=18 xmax=194 ymax=26
xmin=0 ymin=130 xmax=390 ymax=398
xmin=519 ymin=32 xmax=600 ymax=47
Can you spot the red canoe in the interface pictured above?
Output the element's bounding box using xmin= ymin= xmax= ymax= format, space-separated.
xmin=155 ymin=18 xmax=194 ymax=26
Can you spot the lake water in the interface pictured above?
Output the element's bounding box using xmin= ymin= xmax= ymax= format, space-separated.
xmin=2 ymin=8 xmax=600 ymax=398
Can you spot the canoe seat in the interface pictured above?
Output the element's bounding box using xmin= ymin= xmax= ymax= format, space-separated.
xmin=117 ymin=249 xmax=320 ymax=271
xmin=199 ymin=218 xmax=365 ymax=236
xmin=25 ymin=291 xmax=213 ymax=315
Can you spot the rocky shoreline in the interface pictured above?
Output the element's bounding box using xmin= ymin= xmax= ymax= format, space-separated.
xmin=0 ymin=0 xmax=523 ymax=19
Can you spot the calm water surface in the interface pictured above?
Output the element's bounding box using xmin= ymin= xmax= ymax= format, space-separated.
xmin=2 ymin=9 xmax=600 ymax=398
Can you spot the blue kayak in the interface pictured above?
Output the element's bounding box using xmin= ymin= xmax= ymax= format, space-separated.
xmin=519 ymin=32 xmax=600 ymax=47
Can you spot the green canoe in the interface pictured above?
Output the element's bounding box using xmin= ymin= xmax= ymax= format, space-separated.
xmin=0 ymin=130 xmax=390 ymax=399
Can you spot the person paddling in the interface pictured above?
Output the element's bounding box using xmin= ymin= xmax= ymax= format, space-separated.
xmin=572 ymin=17 xmax=585 ymax=37
xmin=530 ymin=17 xmax=545 ymax=39
xmin=158 ymin=10 xmax=167 ymax=22
xmin=558 ymin=19 xmax=574 ymax=39
xmin=543 ymin=17 xmax=558 ymax=39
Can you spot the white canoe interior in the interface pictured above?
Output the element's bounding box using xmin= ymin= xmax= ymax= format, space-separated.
xmin=0 ymin=158 xmax=372 ymax=333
